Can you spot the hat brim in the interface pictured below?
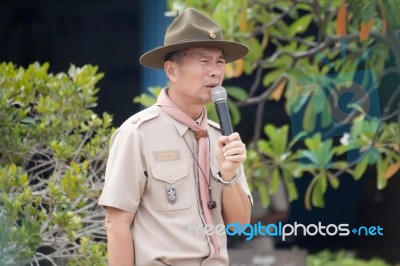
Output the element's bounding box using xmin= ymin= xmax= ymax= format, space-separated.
xmin=139 ymin=40 xmax=249 ymax=69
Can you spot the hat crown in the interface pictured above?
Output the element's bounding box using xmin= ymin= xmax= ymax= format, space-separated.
xmin=139 ymin=8 xmax=248 ymax=69
xmin=165 ymin=8 xmax=223 ymax=46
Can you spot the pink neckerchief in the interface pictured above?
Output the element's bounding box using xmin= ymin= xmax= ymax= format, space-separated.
xmin=155 ymin=88 xmax=220 ymax=255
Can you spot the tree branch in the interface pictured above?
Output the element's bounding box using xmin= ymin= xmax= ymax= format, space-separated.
xmin=251 ymin=5 xmax=297 ymax=36
xmin=248 ymin=63 xmax=264 ymax=97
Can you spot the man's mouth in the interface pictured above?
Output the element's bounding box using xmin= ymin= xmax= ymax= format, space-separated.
xmin=206 ymin=83 xmax=218 ymax=89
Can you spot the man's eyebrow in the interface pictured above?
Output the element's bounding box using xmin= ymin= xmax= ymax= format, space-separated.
xmin=196 ymin=53 xmax=225 ymax=60
xmin=197 ymin=53 xmax=211 ymax=59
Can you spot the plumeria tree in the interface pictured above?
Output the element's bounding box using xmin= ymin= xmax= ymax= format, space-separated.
xmin=163 ymin=0 xmax=400 ymax=209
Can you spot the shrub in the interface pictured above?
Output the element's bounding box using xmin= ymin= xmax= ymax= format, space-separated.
xmin=307 ymin=250 xmax=393 ymax=266
xmin=0 ymin=62 xmax=111 ymax=265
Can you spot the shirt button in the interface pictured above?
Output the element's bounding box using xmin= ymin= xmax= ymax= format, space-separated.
xmin=132 ymin=117 xmax=140 ymax=124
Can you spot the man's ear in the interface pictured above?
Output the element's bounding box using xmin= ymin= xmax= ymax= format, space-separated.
xmin=164 ymin=61 xmax=177 ymax=83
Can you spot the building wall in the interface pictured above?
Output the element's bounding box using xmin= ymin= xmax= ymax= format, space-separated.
xmin=0 ymin=0 xmax=169 ymax=126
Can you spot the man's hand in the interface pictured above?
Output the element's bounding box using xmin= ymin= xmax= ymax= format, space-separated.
xmin=216 ymin=133 xmax=251 ymax=225
xmin=215 ymin=132 xmax=247 ymax=180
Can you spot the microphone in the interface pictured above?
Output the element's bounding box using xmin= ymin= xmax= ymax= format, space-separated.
xmin=211 ymin=86 xmax=233 ymax=136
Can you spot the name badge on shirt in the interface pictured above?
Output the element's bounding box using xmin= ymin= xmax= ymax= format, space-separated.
xmin=153 ymin=150 xmax=181 ymax=161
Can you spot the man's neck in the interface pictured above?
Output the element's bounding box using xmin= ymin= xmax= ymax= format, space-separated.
xmin=167 ymin=88 xmax=203 ymax=120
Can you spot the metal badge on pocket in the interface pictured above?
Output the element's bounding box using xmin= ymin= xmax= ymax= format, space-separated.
xmin=166 ymin=186 xmax=177 ymax=204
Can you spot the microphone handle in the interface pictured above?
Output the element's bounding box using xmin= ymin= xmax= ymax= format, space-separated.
xmin=215 ymin=100 xmax=233 ymax=136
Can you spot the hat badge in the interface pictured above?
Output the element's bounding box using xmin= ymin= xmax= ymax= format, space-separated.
xmin=208 ymin=31 xmax=216 ymax=39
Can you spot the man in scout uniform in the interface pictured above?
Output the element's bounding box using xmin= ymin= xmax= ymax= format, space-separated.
xmin=99 ymin=8 xmax=252 ymax=265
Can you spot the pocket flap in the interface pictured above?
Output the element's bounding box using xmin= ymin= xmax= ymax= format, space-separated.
xmin=151 ymin=163 xmax=188 ymax=184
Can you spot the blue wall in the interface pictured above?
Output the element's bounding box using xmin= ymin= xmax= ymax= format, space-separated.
xmin=140 ymin=0 xmax=172 ymax=93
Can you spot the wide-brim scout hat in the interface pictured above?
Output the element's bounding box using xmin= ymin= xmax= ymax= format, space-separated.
xmin=139 ymin=8 xmax=249 ymax=69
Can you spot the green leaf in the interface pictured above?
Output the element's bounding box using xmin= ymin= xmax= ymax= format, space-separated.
xmin=257 ymin=139 xmax=274 ymax=158
xmin=377 ymin=158 xmax=388 ymax=190
xmin=226 ymin=86 xmax=248 ymax=101
xmin=269 ymin=168 xmax=280 ymax=194
xmin=20 ymin=116 xmax=36 ymax=125
xmin=304 ymin=133 xmax=322 ymax=150
xmin=282 ymin=169 xmax=298 ymax=201
xmin=361 ymin=0 xmax=377 ymax=22
xmin=71 ymin=161 xmax=80 ymax=174
xmin=264 ymin=124 xmax=289 ymax=155
xmin=227 ymin=99 xmax=241 ymax=125
xmin=321 ymin=108 xmax=332 ymax=128
xmin=206 ymin=103 xmax=218 ymax=123
xmin=133 ymin=93 xmax=157 ymax=107
xmin=354 ymin=158 xmax=368 ymax=180
xmin=331 ymin=161 xmax=348 ymax=170
xmin=288 ymin=131 xmax=307 ymax=149
xmin=263 ymin=69 xmax=283 ymax=87
xmin=264 ymin=124 xmax=276 ymax=139
xmin=286 ymin=180 xmax=299 ymax=202
xmin=328 ymin=175 xmax=340 ymax=189
xmin=291 ymin=94 xmax=310 ymax=114
xmin=289 ymin=14 xmax=313 ymax=36
xmin=246 ymin=37 xmax=263 ymax=61
xmin=313 ymin=90 xmax=326 ymax=113
xmin=258 ymin=184 xmax=271 ymax=208
xmin=304 ymin=176 xmax=315 ymax=210
xmin=19 ymin=173 xmax=29 ymax=186
xmin=311 ymin=175 xmax=327 ymax=208
xmin=252 ymin=166 xmax=268 ymax=180
xmin=303 ymin=100 xmax=316 ymax=132
xmin=274 ymin=20 xmax=291 ymax=39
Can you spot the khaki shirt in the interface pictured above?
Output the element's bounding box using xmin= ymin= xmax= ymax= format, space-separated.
xmin=99 ymin=105 xmax=252 ymax=266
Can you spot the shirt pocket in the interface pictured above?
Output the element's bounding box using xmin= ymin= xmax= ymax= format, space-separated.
xmin=150 ymin=162 xmax=192 ymax=211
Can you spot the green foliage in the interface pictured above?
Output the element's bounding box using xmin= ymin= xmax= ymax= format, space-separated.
xmin=167 ymin=0 xmax=400 ymax=210
xmin=0 ymin=62 xmax=110 ymax=265
xmin=244 ymin=124 xmax=302 ymax=207
xmin=133 ymin=86 xmax=162 ymax=107
xmin=307 ymin=250 xmax=392 ymax=266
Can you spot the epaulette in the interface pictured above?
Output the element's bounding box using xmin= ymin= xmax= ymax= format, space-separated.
xmin=122 ymin=106 xmax=160 ymax=129
xmin=207 ymin=119 xmax=221 ymax=130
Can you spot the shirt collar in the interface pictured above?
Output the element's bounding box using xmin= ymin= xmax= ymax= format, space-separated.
xmin=160 ymin=110 xmax=190 ymax=137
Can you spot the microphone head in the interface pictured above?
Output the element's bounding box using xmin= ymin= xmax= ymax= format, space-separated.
xmin=211 ymin=86 xmax=227 ymax=102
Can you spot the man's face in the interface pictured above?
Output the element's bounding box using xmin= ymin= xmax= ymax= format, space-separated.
xmin=169 ymin=47 xmax=225 ymax=107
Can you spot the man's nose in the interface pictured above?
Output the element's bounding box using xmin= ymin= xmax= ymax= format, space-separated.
xmin=209 ymin=63 xmax=224 ymax=78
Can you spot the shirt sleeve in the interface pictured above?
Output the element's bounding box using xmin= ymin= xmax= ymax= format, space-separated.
xmin=98 ymin=126 xmax=147 ymax=214
xmin=237 ymin=165 xmax=254 ymax=205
